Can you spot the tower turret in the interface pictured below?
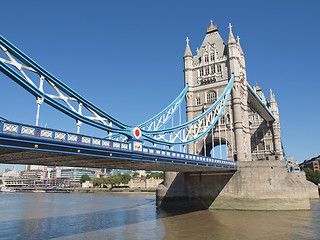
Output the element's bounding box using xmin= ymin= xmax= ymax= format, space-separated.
xmin=227 ymin=23 xmax=251 ymax=161
xmin=269 ymin=89 xmax=283 ymax=159
xmin=237 ymin=35 xmax=246 ymax=71
xmin=183 ymin=37 xmax=193 ymax=87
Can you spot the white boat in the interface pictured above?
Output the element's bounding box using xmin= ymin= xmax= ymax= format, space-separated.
xmin=0 ymin=186 xmax=16 ymax=193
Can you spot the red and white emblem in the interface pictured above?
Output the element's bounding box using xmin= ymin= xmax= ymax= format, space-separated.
xmin=132 ymin=127 xmax=141 ymax=139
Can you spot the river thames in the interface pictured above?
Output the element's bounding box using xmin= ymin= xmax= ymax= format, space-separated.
xmin=0 ymin=193 xmax=319 ymax=240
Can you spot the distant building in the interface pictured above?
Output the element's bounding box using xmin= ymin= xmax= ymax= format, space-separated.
xmin=2 ymin=168 xmax=19 ymax=178
xmin=3 ymin=178 xmax=29 ymax=188
xmin=112 ymin=169 xmax=132 ymax=176
xmin=1 ymin=166 xmax=104 ymax=188
xmin=57 ymin=167 xmax=103 ymax=186
xmin=82 ymin=181 xmax=93 ymax=188
xmin=300 ymin=155 xmax=320 ymax=172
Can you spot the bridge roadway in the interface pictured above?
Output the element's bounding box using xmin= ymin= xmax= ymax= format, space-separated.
xmin=0 ymin=121 xmax=237 ymax=172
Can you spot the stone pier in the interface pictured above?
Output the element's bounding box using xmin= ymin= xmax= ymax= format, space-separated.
xmin=156 ymin=161 xmax=318 ymax=211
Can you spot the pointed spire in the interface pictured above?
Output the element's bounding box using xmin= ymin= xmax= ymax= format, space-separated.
xmin=227 ymin=23 xmax=236 ymax=45
xmin=237 ymin=35 xmax=244 ymax=55
xmin=184 ymin=37 xmax=193 ymax=57
xmin=270 ymin=89 xmax=276 ymax=103
xmin=269 ymin=88 xmax=279 ymax=116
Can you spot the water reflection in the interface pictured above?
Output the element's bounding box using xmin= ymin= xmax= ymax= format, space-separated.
xmin=0 ymin=193 xmax=163 ymax=240
xmin=159 ymin=200 xmax=320 ymax=240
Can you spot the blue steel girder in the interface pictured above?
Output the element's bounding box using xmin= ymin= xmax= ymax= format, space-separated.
xmin=0 ymin=35 xmax=190 ymax=143
xmin=0 ymin=36 xmax=130 ymax=133
xmin=141 ymin=74 xmax=234 ymax=145
xmin=110 ymin=84 xmax=188 ymax=141
xmin=0 ymin=120 xmax=237 ymax=172
xmin=0 ymin=35 xmax=234 ymax=147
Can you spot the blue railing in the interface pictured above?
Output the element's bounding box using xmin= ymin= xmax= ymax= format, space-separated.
xmin=0 ymin=120 xmax=237 ymax=169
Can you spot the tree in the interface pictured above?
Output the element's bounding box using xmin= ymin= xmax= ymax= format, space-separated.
xmin=93 ymin=177 xmax=105 ymax=187
xmin=0 ymin=179 xmax=2 ymax=185
xmin=119 ymin=173 xmax=131 ymax=184
xmin=132 ymin=172 xmax=139 ymax=178
xmin=108 ymin=175 xmax=121 ymax=187
xmin=80 ymin=174 xmax=91 ymax=183
xmin=303 ymin=168 xmax=320 ymax=185
xmin=146 ymin=172 xmax=164 ymax=179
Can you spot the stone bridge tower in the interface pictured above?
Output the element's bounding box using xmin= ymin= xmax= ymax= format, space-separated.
xmin=183 ymin=21 xmax=283 ymax=161
xmin=157 ymin=22 xmax=308 ymax=212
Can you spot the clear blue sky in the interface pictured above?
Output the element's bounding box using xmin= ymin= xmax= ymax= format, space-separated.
xmin=0 ymin=0 xmax=319 ymax=172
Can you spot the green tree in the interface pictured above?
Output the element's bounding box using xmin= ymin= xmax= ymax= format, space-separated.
xmin=303 ymin=168 xmax=320 ymax=185
xmin=0 ymin=179 xmax=2 ymax=185
xmin=93 ymin=177 xmax=105 ymax=187
xmin=146 ymin=172 xmax=164 ymax=179
xmin=80 ymin=174 xmax=91 ymax=183
xmin=108 ymin=175 xmax=121 ymax=187
xmin=119 ymin=173 xmax=131 ymax=184
xmin=132 ymin=172 xmax=139 ymax=178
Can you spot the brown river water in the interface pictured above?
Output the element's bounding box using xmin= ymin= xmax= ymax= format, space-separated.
xmin=0 ymin=192 xmax=319 ymax=239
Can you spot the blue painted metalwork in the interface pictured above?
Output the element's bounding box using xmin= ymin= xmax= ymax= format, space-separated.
xmin=141 ymin=74 xmax=234 ymax=145
xmin=110 ymin=84 xmax=188 ymax=140
xmin=0 ymin=120 xmax=237 ymax=170
xmin=0 ymin=36 xmax=132 ymax=130
xmin=0 ymin=35 xmax=234 ymax=148
xmin=139 ymin=84 xmax=188 ymax=130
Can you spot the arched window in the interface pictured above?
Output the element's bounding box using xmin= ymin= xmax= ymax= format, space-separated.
xmin=206 ymin=91 xmax=217 ymax=103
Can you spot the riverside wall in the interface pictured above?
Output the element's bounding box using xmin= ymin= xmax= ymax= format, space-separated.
xmin=156 ymin=161 xmax=318 ymax=211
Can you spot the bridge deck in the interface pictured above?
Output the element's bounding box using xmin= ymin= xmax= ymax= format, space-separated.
xmin=0 ymin=121 xmax=237 ymax=172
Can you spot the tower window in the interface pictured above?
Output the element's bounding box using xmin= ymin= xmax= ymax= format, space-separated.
xmin=199 ymin=69 xmax=204 ymax=77
xmin=217 ymin=65 xmax=222 ymax=73
xmin=211 ymin=65 xmax=215 ymax=74
xmin=196 ymin=97 xmax=201 ymax=105
xmin=205 ymin=55 xmax=209 ymax=63
xmin=258 ymin=142 xmax=264 ymax=151
xmin=199 ymin=57 xmax=202 ymax=63
xmin=220 ymin=115 xmax=226 ymax=125
xmin=210 ymin=53 xmax=215 ymax=61
xmin=207 ymin=91 xmax=217 ymax=103
xmin=205 ymin=67 xmax=209 ymax=75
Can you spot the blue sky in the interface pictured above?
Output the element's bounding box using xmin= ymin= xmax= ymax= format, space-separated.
xmin=0 ymin=0 xmax=319 ymax=172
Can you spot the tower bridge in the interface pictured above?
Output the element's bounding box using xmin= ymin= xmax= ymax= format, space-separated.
xmin=0 ymin=21 xmax=316 ymax=210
